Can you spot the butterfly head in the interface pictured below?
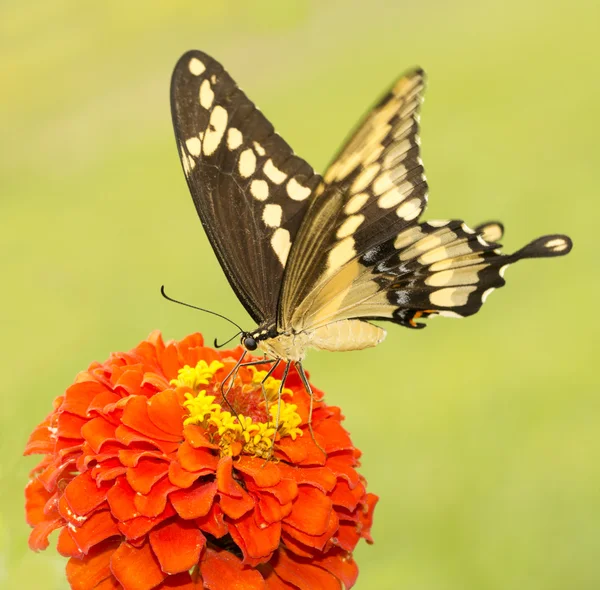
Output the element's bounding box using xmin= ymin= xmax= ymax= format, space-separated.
xmin=241 ymin=333 xmax=258 ymax=351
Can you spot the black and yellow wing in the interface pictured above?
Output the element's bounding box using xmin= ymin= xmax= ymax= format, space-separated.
xmin=278 ymin=69 xmax=572 ymax=333
xmin=170 ymin=51 xmax=321 ymax=325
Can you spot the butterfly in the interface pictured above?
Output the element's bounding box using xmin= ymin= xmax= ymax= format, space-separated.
xmin=169 ymin=50 xmax=572 ymax=413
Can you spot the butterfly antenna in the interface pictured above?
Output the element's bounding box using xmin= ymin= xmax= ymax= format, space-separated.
xmin=160 ymin=286 xmax=244 ymax=336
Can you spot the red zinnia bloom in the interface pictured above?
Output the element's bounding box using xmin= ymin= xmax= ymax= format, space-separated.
xmin=24 ymin=331 xmax=377 ymax=589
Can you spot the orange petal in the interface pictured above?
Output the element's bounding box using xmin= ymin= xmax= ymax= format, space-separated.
xmin=156 ymin=571 xmax=199 ymax=589
xmin=229 ymin=512 xmax=281 ymax=561
xmin=257 ymin=493 xmax=292 ymax=524
xmin=110 ymin=540 xmax=166 ymax=590
xmin=271 ymin=548 xmax=340 ymax=590
xmin=330 ymin=479 xmax=364 ymax=512
xmin=148 ymin=389 xmax=187 ymax=436
xmin=332 ymin=520 xmax=360 ymax=552
xmin=119 ymin=448 xmax=167 ymax=467
xmin=325 ymin=452 xmax=361 ymax=488
xmin=126 ymin=458 xmax=169 ymax=494
xmin=117 ymin=504 xmax=176 ymax=541
xmin=314 ymin=420 xmax=353 ymax=454
xmin=168 ymin=460 xmax=206 ymax=489
xmin=276 ymin=464 xmax=336 ymax=494
xmin=56 ymin=411 xmax=87 ymax=439
xmin=116 ymin=425 xmax=180 ymax=455
xmin=277 ymin=434 xmax=326 ymax=467
xmin=81 ymin=416 xmax=118 ymax=453
xmin=177 ymin=441 xmax=219 ymax=472
xmin=235 ymin=457 xmax=281 ymax=488
xmin=218 ymin=484 xmax=255 ymax=520
xmin=66 ymin=539 xmax=119 ymax=590
xmin=149 ymin=521 xmax=206 ymax=574
xmin=199 ymin=547 xmax=266 ymax=590
xmin=261 ymin=567 xmax=296 ymax=590
xmin=314 ymin=548 xmax=359 ymax=589
xmin=93 ymin=460 xmax=128 ymax=485
xmin=215 ymin=456 xmax=241 ymax=497
xmin=183 ymin=425 xmax=219 ymax=450
xmin=88 ymin=390 xmax=122 ymax=415
xmin=358 ymin=493 xmax=378 ymax=543
xmin=196 ymin=503 xmax=228 ymax=538
xmin=170 ymin=481 xmax=217 ymax=519
xmin=69 ymin=510 xmax=120 ymax=554
xmin=106 ymin=477 xmax=137 ymax=521
xmin=134 ymin=476 xmax=179 ymax=518
xmin=62 ymin=381 xmax=108 ymax=418
xmin=64 ymin=471 xmax=111 ymax=515
xmin=28 ymin=518 xmax=62 ymax=551
xmin=284 ymin=486 xmax=332 ymax=536
xmin=121 ymin=396 xmax=182 ymax=442
xmin=25 ymin=478 xmax=52 ymax=526
xmin=57 ymin=527 xmax=83 ymax=557
xmin=282 ymin=509 xmax=339 ymax=551
xmin=254 ymin=478 xmax=298 ymax=506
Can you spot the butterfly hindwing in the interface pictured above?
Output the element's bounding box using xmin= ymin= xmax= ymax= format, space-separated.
xmin=279 ymin=68 xmax=428 ymax=330
xmin=171 ymin=51 xmax=321 ymax=324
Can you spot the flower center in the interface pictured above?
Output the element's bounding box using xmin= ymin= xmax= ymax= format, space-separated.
xmin=172 ymin=360 xmax=302 ymax=458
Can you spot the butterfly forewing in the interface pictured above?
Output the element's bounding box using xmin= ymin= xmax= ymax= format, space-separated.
xmin=279 ymin=68 xmax=429 ymax=330
xmin=171 ymin=51 xmax=321 ymax=324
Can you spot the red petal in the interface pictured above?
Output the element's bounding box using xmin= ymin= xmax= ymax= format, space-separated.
xmin=215 ymin=456 xmax=241 ymax=497
xmin=121 ymin=396 xmax=182 ymax=442
xmin=126 ymin=458 xmax=169 ymax=494
xmin=262 ymin=567 xmax=296 ymax=590
xmin=81 ymin=417 xmax=118 ymax=453
xmin=64 ymin=471 xmax=111 ymax=516
xmin=277 ymin=434 xmax=326 ymax=466
xmin=200 ymin=547 xmax=266 ymax=590
xmin=149 ymin=521 xmax=206 ymax=574
xmin=110 ymin=540 xmax=166 ymax=590
xmin=69 ymin=510 xmax=120 ymax=554
xmin=332 ymin=520 xmax=361 ymax=552
xmin=170 ymin=481 xmax=217 ymax=519
xmin=66 ymin=539 xmax=119 ymax=590
xmin=94 ymin=460 xmax=128 ymax=485
xmin=135 ymin=476 xmax=179 ymax=518
xmin=230 ymin=512 xmax=281 ymax=560
xmin=271 ymin=549 xmax=340 ymax=590
xmin=117 ymin=504 xmax=176 ymax=541
xmin=157 ymin=571 xmax=200 ymax=589
xmin=177 ymin=441 xmax=219 ymax=472
xmin=106 ymin=477 xmax=137 ymax=521
xmin=284 ymin=486 xmax=332 ymax=536
xmin=276 ymin=464 xmax=336 ymax=493
xmin=196 ymin=503 xmax=228 ymax=538
xmin=62 ymin=381 xmax=108 ymax=417
xmin=235 ymin=456 xmax=281 ymax=488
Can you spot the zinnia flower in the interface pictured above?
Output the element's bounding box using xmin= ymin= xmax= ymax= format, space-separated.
xmin=24 ymin=331 xmax=377 ymax=589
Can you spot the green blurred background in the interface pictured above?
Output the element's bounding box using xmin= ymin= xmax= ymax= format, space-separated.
xmin=2 ymin=1 xmax=598 ymax=588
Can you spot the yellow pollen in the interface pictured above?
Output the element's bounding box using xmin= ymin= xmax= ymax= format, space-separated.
xmin=176 ymin=364 xmax=303 ymax=459
xmin=171 ymin=360 xmax=224 ymax=389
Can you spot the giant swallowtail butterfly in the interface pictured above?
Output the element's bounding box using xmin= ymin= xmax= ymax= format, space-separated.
xmin=170 ymin=50 xmax=572 ymax=411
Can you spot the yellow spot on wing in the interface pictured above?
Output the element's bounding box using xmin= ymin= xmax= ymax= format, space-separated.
xmin=263 ymin=159 xmax=287 ymax=184
xmin=287 ymin=177 xmax=311 ymax=201
xmin=250 ymin=179 xmax=269 ymax=201
xmin=203 ymin=106 xmax=228 ymax=156
xmin=429 ymin=286 xmax=476 ymax=307
xmin=227 ymin=128 xmax=243 ymax=150
xmin=262 ymin=204 xmax=282 ymax=227
xmin=327 ymin=236 xmax=355 ymax=274
xmin=185 ymin=137 xmax=201 ymax=157
xmin=238 ymin=149 xmax=256 ymax=177
xmin=199 ymin=80 xmax=214 ymax=109
xmin=271 ymin=228 xmax=291 ymax=265
xmin=188 ymin=57 xmax=206 ymax=76
xmin=344 ymin=192 xmax=369 ymax=214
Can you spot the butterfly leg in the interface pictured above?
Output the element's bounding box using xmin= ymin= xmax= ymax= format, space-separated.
xmin=295 ymin=362 xmax=326 ymax=458
xmin=266 ymin=360 xmax=291 ymax=462
xmin=219 ymin=351 xmax=247 ymax=417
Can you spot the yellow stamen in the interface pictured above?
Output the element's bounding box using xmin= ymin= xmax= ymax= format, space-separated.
xmin=171 ymin=360 xmax=224 ymax=389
